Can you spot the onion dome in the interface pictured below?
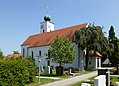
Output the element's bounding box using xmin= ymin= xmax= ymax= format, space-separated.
xmin=44 ymin=14 xmax=51 ymax=21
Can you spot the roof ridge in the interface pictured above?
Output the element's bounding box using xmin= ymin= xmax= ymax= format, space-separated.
xmin=58 ymin=23 xmax=88 ymax=30
xmin=21 ymin=23 xmax=88 ymax=47
xmin=30 ymin=23 xmax=88 ymax=37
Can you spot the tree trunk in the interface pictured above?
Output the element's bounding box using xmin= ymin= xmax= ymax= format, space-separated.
xmin=85 ymin=49 xmax=89 ymax=69
xmin=59 ymin=62 xmax=62 ymax=66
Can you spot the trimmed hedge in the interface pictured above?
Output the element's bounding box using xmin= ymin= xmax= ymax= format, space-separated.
xmin=22 ymin=57 xmax=38 ymax=82
xmin=0 ymin=57 xmax=38 ymax=86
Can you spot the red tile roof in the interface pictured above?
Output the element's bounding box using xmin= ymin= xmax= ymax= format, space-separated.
xmin=6 ymin=54 xmax=22 ymax=58
xmin=88 ymin=50 xmax=102 ymax=57
xmin=21 ymin=23 xmax=88 ymax=48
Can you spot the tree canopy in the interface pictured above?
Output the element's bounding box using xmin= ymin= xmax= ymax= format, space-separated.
xmin=109 ymin=26 xmax=115 ymax=43
xmin=108 ymin=26 xmax=119 ymax=66
xmin=75 ymin=25 xmax=109 ymax=68
xmin=0 ymin=50 xmax=3 ymax=57
xmin=75 ymin=25 xmax=108 ymax=52
xmin=48 ymin=36 xmax=75 ymax=66
xmin=13 ymin=51 xmax=20 ymax=54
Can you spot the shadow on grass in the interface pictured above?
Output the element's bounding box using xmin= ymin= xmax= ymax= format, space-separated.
xmin=41 ymin=74 xmax=59 ymax=77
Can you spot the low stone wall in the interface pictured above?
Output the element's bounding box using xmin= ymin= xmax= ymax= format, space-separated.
xmin=94 ymin=75 xmax=106 ymax=86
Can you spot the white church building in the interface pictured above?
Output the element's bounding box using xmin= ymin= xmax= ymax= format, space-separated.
xmin=21 ymin=13 xmax=101 ymax=70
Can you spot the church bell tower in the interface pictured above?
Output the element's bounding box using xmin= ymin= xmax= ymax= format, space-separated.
xmin=40 ymin=8 xmax=54 ymax=33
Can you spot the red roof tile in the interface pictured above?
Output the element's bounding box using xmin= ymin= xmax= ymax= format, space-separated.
xmin=6 ymin=54 xmax=22 ymax=58
xmin=88 ymin=50 xmax=102 ymax=57
xmin=21 ymin=23 xmax=88 ymax=48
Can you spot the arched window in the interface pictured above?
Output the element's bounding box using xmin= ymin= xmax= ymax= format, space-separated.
xmin=39 ymin=50 xmax=41 ymax=56
xmin=23 ymin=48 xmax=25 ymax=57
xmin=47 ymin=60 xmax=50 ymax=66
xmin=43 ymin=29 xmax=45 ymax=33
xmin=31 ymin=51 xmax=34 ymax=59
xmin=48 ymin=50 xmax=50 ymax=57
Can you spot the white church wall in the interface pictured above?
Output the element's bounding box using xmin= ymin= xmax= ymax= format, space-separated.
xmin=21 ymin=42 xmax=83 ymax=70
xmin=63 ymin=43 xmax=79 ymax=69
xmin=28 ymin=45 xmax=59 ymax=68
xmin=26 ymin=43 xmax=80 ymax=69
xmin=28 ymin=45 xmax=50 ymax=67
xmin=21 ymin=45 xmax=29 ymax=57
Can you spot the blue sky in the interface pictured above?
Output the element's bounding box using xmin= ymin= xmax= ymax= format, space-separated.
xmin=0 ymin=0 xmax=119 ymax=55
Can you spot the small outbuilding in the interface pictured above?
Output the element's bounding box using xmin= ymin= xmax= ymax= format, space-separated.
xmin=88 ymin=50 xmax=102 ymax=69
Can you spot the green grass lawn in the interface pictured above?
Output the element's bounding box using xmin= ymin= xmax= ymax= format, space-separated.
xmin=25 ymin=78 xmax=55 ymax=86
xmin=40 ymin=69 xmax=94 ymax=78
xmin=72 ymin=80 xmax=94 ymax=86
xmin=72 ymin=76 xmax=96 ymax=86
xmin=111 ymin=76 xmax=119 ymax=82
xmin=74 ymin=70 xmax=94 ymax=76
xmin=110 ymin=76 xmax=119 ymax=86
xmin=40 ymin=69 xmax=70 ymax=78
xmin=25 ymin=69 xmax=94 ymax=86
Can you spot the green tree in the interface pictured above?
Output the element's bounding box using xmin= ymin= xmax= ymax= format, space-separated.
xmin=0 ymin=49 xmax=3 ymax=57
xmin=108 ymin=26 xmax=119 ymax=66
xmin=49 ymin=36 xmax=75 ymax=66
xmin=109 ymin=26 xmax=115 ymax=43
xmin=113 ymin=37 xmax=119 ymax=65
xmin=75 ymin=25 xmax=108 ymax=68
xmin=107 ymin=26 xmax=119 ymax=66
xmin=13 ymin=51 xmax=19 ymax=54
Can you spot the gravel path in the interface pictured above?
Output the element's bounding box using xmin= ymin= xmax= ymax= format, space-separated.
xmin=41 ymin=71 xmax=97 ymax=86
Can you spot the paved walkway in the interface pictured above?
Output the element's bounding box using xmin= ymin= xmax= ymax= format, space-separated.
xmin=40 ymin=76 xmax=61 ymax=80
xmin=41 ymin=71 xmax=97 ymax=86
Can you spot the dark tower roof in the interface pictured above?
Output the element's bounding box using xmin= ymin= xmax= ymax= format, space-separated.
xmin=44 ymin=7 xmax=51 ymax=21
xmin=44 ymin=14 xmax=51 ymax=21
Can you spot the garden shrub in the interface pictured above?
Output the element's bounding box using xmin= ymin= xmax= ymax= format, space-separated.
xmin=117 ymin=64 xmax=119 ymax=67
xmin=22 ymin=57 xmax=38 ymax=82
xmin=0 ymin=57 xmax=38 ymax=86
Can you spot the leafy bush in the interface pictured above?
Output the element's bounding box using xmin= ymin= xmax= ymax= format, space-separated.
xmin=0 ymin=57 xmax=38 ymax=86
xmin=117 ymin=64 xmax=119 ymax=67
xmin=22 ymin=57 xmax=38 ymax=82
xmin=0 ymin=51 xmax=3 ymax=57
xmin=0 ymin=58 xmax=29 ymax=86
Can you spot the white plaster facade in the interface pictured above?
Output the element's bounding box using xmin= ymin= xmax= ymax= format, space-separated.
xmin=40 ymin=21 xmax=54 ymax=33
xmin=21 ymin=43 xmax=85 ymax=69
xmin=88 ymin=56 xmax=101 ymax=69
